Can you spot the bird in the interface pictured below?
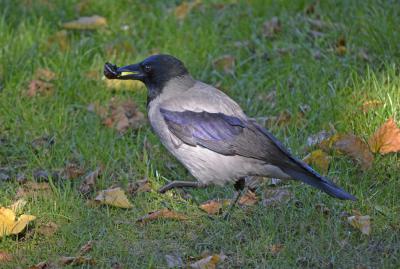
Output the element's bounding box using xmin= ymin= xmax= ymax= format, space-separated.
xmin=103 ymin=54 xmax=356 ymax=207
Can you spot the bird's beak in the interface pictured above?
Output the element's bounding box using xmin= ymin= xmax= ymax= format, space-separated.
xmin=104 ymin=62 xmax=144 ymax=80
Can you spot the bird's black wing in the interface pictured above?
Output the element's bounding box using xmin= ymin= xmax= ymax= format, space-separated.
xmin=160 ymin=108 xmax=356 ymax=200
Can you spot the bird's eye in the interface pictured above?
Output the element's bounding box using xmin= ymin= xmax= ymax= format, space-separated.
xmin=143 ymin=65 xmax=152 ymax=73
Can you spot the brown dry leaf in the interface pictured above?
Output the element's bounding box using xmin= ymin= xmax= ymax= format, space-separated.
xmin=174 ymin=0 xmax=202 ymax=20
xmin=269 ymin=244 xmax=284 ymax=255
xmin=199 ymin=200 xmax=230 ymax=215
xmin=303 ymin=149 xmax=330 ymax=175
xmin=368 ymin=118 xmax=400 ymax=154
xmin=347 ymin=210 xmax=371 ymax=235
xmin=360 ymin=100 xmax=383 ymax=113
xmin=262 ymin=17 xmax=281 ymax=37
xmin=59 ymin=256 xmax=96 ymax=266
xmin=15 ymin=181 xmax=52 ymax=199
xmin=263 ymin=188 xmax=292 ymax=207
xmin=0 ymin=251 xmax=12 ymax=262
xmin=79 ymin=166 xmax=102 ymax=196
xmin=190 ymin=253 xmax=226 ymax=269
xmin=335 ymin=36 xmax=346 ymax=56
xmin=27 ymin=80 xmax=54 ymax=97
xmin=275 ymin=110 xmax=292 ymax=126
xmin=315 ymin=203 xmax=331 ymax=216
xmin=63 ymin=15 xmax=107 ymax=30
xmin=95 ymin=98 xmax=146 ymax=134
xmin=333 ymin=134 xmax=374 ymax=169
xmin=127 ymin=179 xmax=151 ymax=195
xmin=136 ymin=208 xmax=188 ymax=223
xmin=238 ymin=190 xmax=258 ymax=206
xmin=61 ymin=162 xmax=85 ymax=180
xmin=94 ymin=187 xmax=133 ymax=209
xmin=79 ymin=240 xmax=94 ymax=255
xmin=213 ymin=55 xmax=235 ymax=74
xmin=0 ymin=207 xmax=36 ymax=238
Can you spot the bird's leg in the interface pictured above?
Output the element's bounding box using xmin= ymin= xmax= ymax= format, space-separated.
xmin=223 ymin=178 xmax=246 ymax=220
xmin=158 ymin=181 xmax=204 ymax=193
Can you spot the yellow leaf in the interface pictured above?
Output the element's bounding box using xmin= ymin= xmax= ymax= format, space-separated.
xmin=136 ymin=208 xmax=188 ymax=223
xmin=104 ymin=78 xmax=143 ymax=90
xmin=368 ymin=118 xmax=400 ymax=154
xmin=360 ymin=100 xmax=383 ymax=113
xmin=0 ymin=207 xmax=36 ymax=237
xmin=63 ymin=15 xmax=107 ymax=30
xmin=190 ymin=254 xmax=226 ymax=269
xmin=94 ymin=187 xmax=133 ymax=209
xmin=347 ymin=211 xmax=371 ymax=235
xmin=303 ymin=149 xmax=330 ymax=175
xmin=268 ymin=244 xmax=284 ymax=255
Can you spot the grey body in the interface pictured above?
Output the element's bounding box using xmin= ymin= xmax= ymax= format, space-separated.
xmin=104 ymin=54 xmax=356 ymax=200
xmin=148 ymin=75 xmax=290 ymax=186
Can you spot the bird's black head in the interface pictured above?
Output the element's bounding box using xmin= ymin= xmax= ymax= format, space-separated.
xmin=104 ymin=54 xmax=189 ymax=101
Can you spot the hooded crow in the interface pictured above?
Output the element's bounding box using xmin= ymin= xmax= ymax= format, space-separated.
xmin=104 ymin=54 xmax=356 ymax=203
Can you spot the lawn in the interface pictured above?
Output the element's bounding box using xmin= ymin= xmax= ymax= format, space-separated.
xmin=0 ymin=0 xmax=399 ymax=268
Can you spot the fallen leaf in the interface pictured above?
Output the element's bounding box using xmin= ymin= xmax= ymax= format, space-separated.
xmin=347 ymin=210 xmax=371 ymax=235
xmin=213 ymin=55 xmax=235 ymax=74
xmin=238 ymin=190 xmax=258 ymax=206
xmin=34 ymin=68 xmax=56 ymax=81
xmin=0 ymin=251 xmax=12 ymax=262
xmin=199 ymin=200 xmax=230 ymax=215
xmin=165 ymin=254 xmax=184 ymax=268
xmin=174 ymin=0 xmax=202 ymax=20
xmin=360 ymin=100 xmax=383 ymax=113
xmin=79 ymin=240 xmax=94 ymax=255
xmin=27 ymin=80 xmax=54 ymax=97
xmin=303 ymin=149 xmax=330 ymax=175
xmin=59 ymin=256 xmax=96 ymax=266
xmin=333 ymin=134 xmax=374 ymax=169
xmin=263 ymin=188 xmax=292 ymax=207
xmin=127 ymin=179 xmax=151 ymax=195
xmin=136 ymin=208 xmax=188 ymax=223
xmin=79 ymin=166 xmax=103 ymax=196
xmin=335 ymin=36 xmax=346 ymax=56
xmin=61 ymin=162 xmax=85 ymax=180
xmin=94 ymin=187 xmax=133 ymax=209
xmin=93 ymin=98 xmax=146 ymax=133
xmin=190 ymin=253 xmax=226 ymax=269
xmin=63 ymin=15 xmax=107 ymax=30
xmin=262 ymin=17 xmax=281 ymax=37
xmin=368 ymin=118 xmax=400 ymax=154
xmin=268 ymin=244 xmax=284 ymax=255
xmin=31 ymin=135 xmax=55 ymax=152
xmin=37 ymin=221 xmax=59 ymax=237
xmin=0 ymin=207 xmax=36 ymax=237
xmin=15 ymin=181 xmax=52 ymax=198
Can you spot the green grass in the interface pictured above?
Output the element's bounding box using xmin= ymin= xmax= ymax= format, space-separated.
xmin=1 ymin=0 xmax=399 ymax=268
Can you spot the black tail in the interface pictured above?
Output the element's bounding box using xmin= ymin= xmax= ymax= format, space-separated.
xmin=283 ymin=167 xmax=356 ymax=200
xmin=252 ymin=122 xmax=356 ymax=200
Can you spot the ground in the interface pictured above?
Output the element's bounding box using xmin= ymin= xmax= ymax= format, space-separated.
xmin=0 ymin=0 xmax=399 ymax=268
